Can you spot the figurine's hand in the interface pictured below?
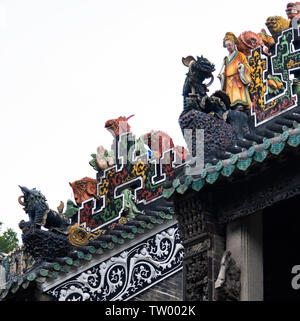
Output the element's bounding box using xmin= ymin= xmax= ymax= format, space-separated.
xmin=238 ymin=63 xmax=244 ymax=71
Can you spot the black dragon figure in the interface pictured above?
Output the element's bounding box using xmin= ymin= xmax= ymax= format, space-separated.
xmin=179 ymin=55 xmax=249 ymax=162
xmin=18 ymin=186 xmax=72 ymax=260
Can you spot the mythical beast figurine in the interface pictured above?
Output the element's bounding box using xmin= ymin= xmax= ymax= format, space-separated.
xmin=17 ymin=185 xmax=103 ymax=260
xmin=265 ymin=16 xmax=290 ymax=39
xmin=237 ymin=30 xmax=274 ymax=57
xmin=104 ymin=114 xmax=135 ymax=137
xmin=70 ymin=177 xmax=99 ymax=205
xmin=18 ymin=186 xmax=70 ymax=231
xmin=121 ymin=189 xmax=145 ymax=221
xmin=182 ymin=55 xmax=215 ymax=100
xmin=179 ymin=55 xmax=249 ymax=162
xmin=18 ymin=186 xmax=72 ymax=260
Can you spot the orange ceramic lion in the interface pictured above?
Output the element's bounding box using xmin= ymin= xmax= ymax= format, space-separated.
xmin=237 ymin=30 xmax=274 ymax=57
xmin=70 ymin=177 xmax=99 ymax=205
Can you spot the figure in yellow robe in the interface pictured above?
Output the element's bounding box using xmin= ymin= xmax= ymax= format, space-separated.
xmin=218 ymin=35 xmax=252 ymax=111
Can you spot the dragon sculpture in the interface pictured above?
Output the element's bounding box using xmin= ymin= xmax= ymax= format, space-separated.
xmin=104 ymin=114 xmax=135 ymax=137
xmin=179 ymin=55 xmax=249 ymax=162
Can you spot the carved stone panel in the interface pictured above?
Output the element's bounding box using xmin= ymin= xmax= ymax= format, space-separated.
xmin=183 ymin=236 xmax=211 ymax=301
xmin=46 ymin=224 xmax=183 ymax=301
xmin=175 ymin=196 xmax=207 ymax=242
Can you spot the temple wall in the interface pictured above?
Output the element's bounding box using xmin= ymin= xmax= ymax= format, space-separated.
xmin=131 ymin=270 xmax=183 ymax=301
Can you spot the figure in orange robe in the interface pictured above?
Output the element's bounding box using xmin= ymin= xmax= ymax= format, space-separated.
xmin=218 ymin=32 xmax=252 ymax=111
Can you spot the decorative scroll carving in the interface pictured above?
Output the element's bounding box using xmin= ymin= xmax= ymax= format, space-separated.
xmin=215 ymin=250 xmax=241 ymax=301
xmin=68 ymin=224 xmax=106 ymax=247
xmin=46 ymin=225 xmax=183 ymax=301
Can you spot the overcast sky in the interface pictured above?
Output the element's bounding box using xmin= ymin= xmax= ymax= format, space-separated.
xmin=0 ymin=0 xmax=287 ymax=239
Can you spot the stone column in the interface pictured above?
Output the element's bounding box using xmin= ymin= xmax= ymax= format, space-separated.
xmin=0 ymin=265 xmax=6 ymax=290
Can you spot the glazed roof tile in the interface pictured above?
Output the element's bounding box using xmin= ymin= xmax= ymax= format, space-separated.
xmin=163 ymin=115 xmax=300 ymax=199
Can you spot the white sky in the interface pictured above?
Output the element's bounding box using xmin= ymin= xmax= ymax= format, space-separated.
xmin=0 ymin=0 xmax=286 ymax=240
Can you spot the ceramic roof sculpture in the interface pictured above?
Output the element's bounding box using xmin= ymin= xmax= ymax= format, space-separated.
xmin=163 ymin=24 xmax=300 ymax=202
xmin=0 ymin=116 xmax=186 ymax=301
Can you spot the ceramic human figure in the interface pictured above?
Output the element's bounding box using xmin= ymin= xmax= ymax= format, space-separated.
xmin=218 ymin=32 xmax=252 ymax=111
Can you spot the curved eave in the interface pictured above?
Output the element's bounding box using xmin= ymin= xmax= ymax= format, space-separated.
xmin=0 ymin=207 xmax=175 ymax=300
xmin=163 ymin=126 xmax=300 ymax=199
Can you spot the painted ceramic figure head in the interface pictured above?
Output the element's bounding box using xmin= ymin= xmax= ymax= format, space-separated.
xmin=223 ymin=32 xmax=238 ymax=54
xmin=286 ymin=2 xmax=300 ymax=19
xmin=224 ymin=40 xmax=236 ymax=54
